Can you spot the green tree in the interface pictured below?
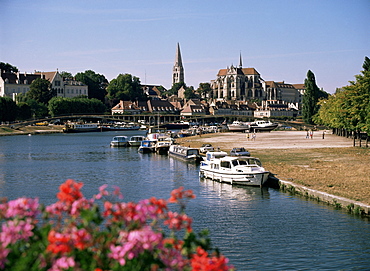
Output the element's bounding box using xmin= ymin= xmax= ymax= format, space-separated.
xmin=196 ymin=83 xmax=212 ymax=99
xmin=314 ymin=56 xmax=370 ymax=134
xmin=75 ymin=70 xmax=108 ymax=102
xmin=184 ymin=86 xmax=198 ymax=100
xmin=0 ymin=97 xmax=18 ymax=122
xmin=302 ymin=70 xmax=320 ymax=124
xmin=59 ymin=71 xmax=73 ymax=79
xmin=26 ymin=78 xmax=53 ymax=104
xmin=48 ymin=97 xmax=106 ymax=116
xmin=106 ymin=73 xmax=145 ymax=103
xmin=17 ymin=102 xmax=32 ymax=120
xmin=167 ymin=82 xmax=186 ymax=97
xmin=0 ymin=62 xmax=18 ymax=73
xmin=362 ymin=56 xmax=370 ymax=72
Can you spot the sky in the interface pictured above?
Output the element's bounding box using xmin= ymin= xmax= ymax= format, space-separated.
xmin=0 ymin=0 xmax=369 ymax=94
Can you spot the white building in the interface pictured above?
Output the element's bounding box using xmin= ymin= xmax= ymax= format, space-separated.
xmin=0 ymin=70 xmax=40 ymax=98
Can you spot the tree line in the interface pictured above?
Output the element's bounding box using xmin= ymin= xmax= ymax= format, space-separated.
xmin=309 ymin=57 xmax=370 ymax=135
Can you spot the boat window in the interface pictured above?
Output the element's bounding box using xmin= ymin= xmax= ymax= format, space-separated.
xmin=221 ymin=161 xmax=231 ymax=168
xmin=232 ymin=160 xmax=239 ymax=167
xmin=238 ymin=160 xmax=248 ymax=165
xmin=187 ymin=149 xmax=198 ymax=156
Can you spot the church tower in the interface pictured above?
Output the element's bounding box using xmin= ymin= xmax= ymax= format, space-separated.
xmin=172 ymin=43 xmax=184 ymax=85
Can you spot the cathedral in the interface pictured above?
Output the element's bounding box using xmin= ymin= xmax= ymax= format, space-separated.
xmin=210 ymin=55 xmax=265 ymax=101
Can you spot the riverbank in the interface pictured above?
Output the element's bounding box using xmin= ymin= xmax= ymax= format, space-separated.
xmin=0 ymin=125 xmax=64 ymax=136
xmin=175 ymin=130 xmax=370 ymax=214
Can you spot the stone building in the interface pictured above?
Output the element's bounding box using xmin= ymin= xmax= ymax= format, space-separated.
xmin=210 ymin=55 xmax=264 ymax=101
xmin=0 ymin=70 xmax=40 ymax=98
xmin=264 ymin=81 xmax=301 ymax=103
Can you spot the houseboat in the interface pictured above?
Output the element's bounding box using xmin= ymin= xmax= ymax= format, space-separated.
xmin=227 ymin=121 xmax=250 ymax=132
xmin=63 ymin=122 xmax=101 ymax=133
xmin=168 ymin=145 xmax=202 ymax=163
xmin=199 ymin=156 xmax=270 ymax=187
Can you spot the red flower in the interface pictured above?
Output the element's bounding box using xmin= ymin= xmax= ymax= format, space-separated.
xmin=191 ymin=247 xmax=233 ymax=271
xmin=47 ymin=230 xmax=72 ymax=254
xmin=168 ymin=187 xmax=195 ymax=204
xmin=57 ymin=179 xmax=84 ymax=204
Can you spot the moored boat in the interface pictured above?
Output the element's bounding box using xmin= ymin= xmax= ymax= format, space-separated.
xmin=199 ymin=156 xmax=270 ymax=187
xmin=63 ymin=122 xmax=101 ymax=133
xmin=110 ymin=136 xmax=129 ymax=147
xmin=100 ymin=123 xmax=140 ymax=131
xmin=155 ymin=140 xmax=172 ymax=154
xmin=129 ymin=135 xmax=145 ymax=147
xmin=168 ymin=145 xmax=202 ymax=163
xmin=138 ymin=140 xmax=156 ymax=153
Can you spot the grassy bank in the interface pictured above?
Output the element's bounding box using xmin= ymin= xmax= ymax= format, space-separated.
xmin=176 ymin=134 xmax=370 ymax=205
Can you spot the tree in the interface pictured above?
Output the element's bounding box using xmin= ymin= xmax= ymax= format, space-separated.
xmin=106 ymin=73 xmax=145 ymax=103
xmin=363 ymin=56 xmax=370 ymax=72
xmin=26 ymin=78 xmax=53 ymax=104
xmin=59 ymin=71 xmax=73 ymax=79
xmin=48 ymin=97 xmax=106 ymax=116
xmin=196 ymin=83 xmax=212 ymax=99
xmin=17 ymin=102 xmax=32 ymax=120
xmin=75 ymin=70 xmax=108 ymax=102
xmin=302 ymin=70 xmax=320 ymax=124
xmin=0 ymin=97 xmax=18 ymax=122
xmin=167 ymin=82 xmax=186 ymax=97
xmin=184 ymin=86 xmax=198 ymax=100
xmin=0 ymin=62 xmax=18 ymax=73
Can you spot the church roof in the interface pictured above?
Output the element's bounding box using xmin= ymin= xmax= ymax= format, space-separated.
xmin=217 ymin=67 xmax=260 ymax=76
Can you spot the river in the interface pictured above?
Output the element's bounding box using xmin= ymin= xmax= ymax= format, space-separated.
xmin=0 ymin=131 xmax=369 ymax=270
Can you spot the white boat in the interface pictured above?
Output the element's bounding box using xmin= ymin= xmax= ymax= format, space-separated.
xmin=168 ymin=145 xmax=202 ymax=163
xmin=155 ymin=139 xmax=172 ymax=154
xmin=63 ymin=122 xmax=101 ymax=133
xmin=227 ymin=121 xmax=250 ymax=132
xmin=199 ymin=156 xmax=270 ymax=187
xmin=129 ymin=135 xmax=145 ymax=147
xmin=110 ymin=136 xmax=129 ymax=147
xmin=138 ymin=140 xmax=156 ymax=153
xmin=249 ymin=120 xmax=278 ymax=132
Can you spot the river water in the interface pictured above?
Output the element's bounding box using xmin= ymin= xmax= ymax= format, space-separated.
xmin=1 ymin=131 xmax=369 ymax=270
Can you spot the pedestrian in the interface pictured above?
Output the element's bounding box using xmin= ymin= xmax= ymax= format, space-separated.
xmin=322 ymin=131 xmax=325 ymax=139
xmin=246 ymin=133 xmax=250 ymax=141
xmin=306 ymin=130 xmax=309 ymax=139
xmin=310 ymin=130 xmax=313 ymax=139
xmin=252 ymin=133 xmax=256 ymax=141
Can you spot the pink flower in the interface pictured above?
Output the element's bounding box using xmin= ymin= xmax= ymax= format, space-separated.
xmin=3 ymin=198 xmax=39 ymax=219
xmin=48 ymin=256 xmax=75 ymax=271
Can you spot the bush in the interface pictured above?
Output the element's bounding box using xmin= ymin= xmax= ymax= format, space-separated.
xmin=0 ymin=180 xmax=234 ymax=271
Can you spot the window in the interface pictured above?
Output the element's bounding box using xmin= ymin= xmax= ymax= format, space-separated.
xmin=55 ymin=81 xmax=61 ymax=86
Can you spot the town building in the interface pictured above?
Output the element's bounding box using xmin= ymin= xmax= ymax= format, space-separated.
xmin=0 ymin=70 xmax=88 ymax=99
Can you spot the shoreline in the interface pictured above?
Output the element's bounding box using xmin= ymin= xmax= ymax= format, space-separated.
xmin=176 ymin=130 xmax=370 ymax=216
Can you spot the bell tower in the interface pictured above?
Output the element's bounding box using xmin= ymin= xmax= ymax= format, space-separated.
xmin=172 ymin=43 xmax=184 ymax=85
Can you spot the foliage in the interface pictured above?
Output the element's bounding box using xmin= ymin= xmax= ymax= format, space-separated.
xmin=302 ymin=70 xmax=320 ymax=124
xmin=48 ymin=97 xmax=106 ymax=116
xmin=0 ymin=180 xmax=234 ymax=271
xmin=75 ymin=70 xmax=108 ymax=102
xmin=16 ymin=102 xmax=32 ymax=120
xmin=0 ymin=62 xmax=18 ymax=73
xmin=166 ymin=82 xmax=186 ymax=97
xmin=196 ymin=83 xmax=212 ymax=99
xmin=184 ymin=86 xmax=198 ymax=100
xmin=314 ymin=57 xmax=370 ymax=134
xmin=59 ymin=71 xmax=73 ymax=79
xmin=106 ymin=74 xmax=146 ymax=104
xmin=0 ymin=97 xmax=18 ymax=122
xmin=26 ymin=78 xmax=53 ymax=105
xmin=362 ymin=56 xmax=370 ymax=72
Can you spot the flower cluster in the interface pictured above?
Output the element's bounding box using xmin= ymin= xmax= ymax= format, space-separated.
xmin=0 ymin=179 xmax=234 ymax=271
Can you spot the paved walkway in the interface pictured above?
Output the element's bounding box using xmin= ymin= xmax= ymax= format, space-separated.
xmin=201 ymin=130 xmax=354 ymax=150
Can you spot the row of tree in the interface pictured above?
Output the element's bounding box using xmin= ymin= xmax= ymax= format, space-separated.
xmin=309 ymin=57 xmax=370 ymax=135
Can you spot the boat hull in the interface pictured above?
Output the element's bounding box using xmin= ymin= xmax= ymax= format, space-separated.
xmin=200 ymin=168 xmax=269 ymax=186
xmin=168 ymin=145 xmax=202 ymax=163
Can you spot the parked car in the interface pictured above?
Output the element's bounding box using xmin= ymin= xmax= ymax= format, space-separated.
xmin=230 ymin=147 xmax=250 ymax=157
xmin=200 ymin=144 xmax=214 ymax=153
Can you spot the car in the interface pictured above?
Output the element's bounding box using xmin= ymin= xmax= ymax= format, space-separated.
xmin=230 ymin=147 xmax=250 ymax=157
xmin=200 ymin=144 xmax=214 ymax=153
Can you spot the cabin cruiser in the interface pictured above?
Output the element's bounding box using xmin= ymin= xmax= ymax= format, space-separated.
xmin=249 ymin=120 xmax=278 ymax=132
xmin=110 ymin=136 xmax=129 ymax=147
xmin=227 ymin=121 xmax=250 ymax=132
xmin=138 ymin=140 xmax=156 ymax=153
xmin=63 ymin=122 xmax=100 ymax=133
xmin=199 ymin=156 xmax=270 ymax=187
xmin=128 ymin=135 xmax=145 ymax=147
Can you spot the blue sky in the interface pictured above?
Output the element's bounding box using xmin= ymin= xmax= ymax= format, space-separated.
xmin=1 ymin=0 xmax=369 ymax=93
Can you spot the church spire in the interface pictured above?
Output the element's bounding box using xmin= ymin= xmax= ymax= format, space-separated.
xmin=172 ymin=43 xmax=184 ymax=85
xmin=239 ymin=51 xmax=243 ymax=68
